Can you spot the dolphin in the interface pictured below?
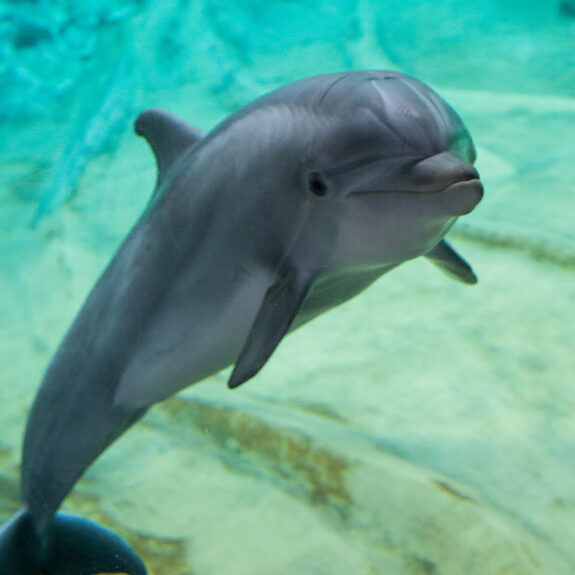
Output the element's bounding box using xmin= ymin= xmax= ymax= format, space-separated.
xmin=0 ymin=70 xmax=483 ymax=574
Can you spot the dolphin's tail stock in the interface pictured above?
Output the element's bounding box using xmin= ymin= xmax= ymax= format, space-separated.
xmin=0 ymin=509 xmax=147 ymax=575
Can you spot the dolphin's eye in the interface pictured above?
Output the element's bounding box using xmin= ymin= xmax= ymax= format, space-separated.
xmin=307 ymin=173 xmax=328 ymax=197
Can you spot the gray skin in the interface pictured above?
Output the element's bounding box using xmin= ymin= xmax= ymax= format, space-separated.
xmin=21 ymin=71 xmax=483 ymax=539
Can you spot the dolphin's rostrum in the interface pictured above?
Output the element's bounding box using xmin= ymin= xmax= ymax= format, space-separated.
xmin=0 ymin=70 xmax=483 ymax=574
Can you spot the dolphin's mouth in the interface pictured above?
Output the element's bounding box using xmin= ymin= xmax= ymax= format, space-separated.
xmin=349 ymin=176 xmax=483 ymax=197
xmin=441 ymin=178 xmax=483 ymax=194
xmin=434 ymin=177 xmax=484 ymax=214
xmin=348 ymin=176 xmax=484 ymax=215
xmin=346 ymin=151 xmax=482 ymax=199
xmin=423 ymin=175 xmax=483 ymax=198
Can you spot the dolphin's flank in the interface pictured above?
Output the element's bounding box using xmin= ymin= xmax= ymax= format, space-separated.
xmin=0 ymin=70 xmax=483 ymax=574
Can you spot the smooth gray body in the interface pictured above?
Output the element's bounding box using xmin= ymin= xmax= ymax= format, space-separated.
xmin=21 ymin=71 xmax=483 ymax=534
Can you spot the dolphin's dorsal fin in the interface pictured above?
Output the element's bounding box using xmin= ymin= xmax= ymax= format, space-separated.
xmin=135 ymin=108 xmax=205 ymax=190
xmin=426 ymin=239 xmax=478 ymax=284
xmin=228 ymin=268 xmax=315 ymax=389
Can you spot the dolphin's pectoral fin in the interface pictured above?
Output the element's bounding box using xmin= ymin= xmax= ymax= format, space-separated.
xmin=228 ymin=269 xmax=315 ymax=389
xmin=0 ymin=510 xmax=147 ymax=575
xmin=426 ymin=239 xmax=478 ymax=285
xmin=135 ymin=108 xmax=205 ymax=190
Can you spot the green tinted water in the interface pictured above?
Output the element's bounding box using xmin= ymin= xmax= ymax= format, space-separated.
xmin=1 ymin=1 xmax=574 ymax=573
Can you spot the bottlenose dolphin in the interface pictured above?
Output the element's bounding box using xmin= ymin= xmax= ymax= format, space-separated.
xmin=0 ymin=70 xmax=483 ymax=574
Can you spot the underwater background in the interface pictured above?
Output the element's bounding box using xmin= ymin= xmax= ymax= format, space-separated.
xmin=1 ymin=0 xmax=574 ymax=573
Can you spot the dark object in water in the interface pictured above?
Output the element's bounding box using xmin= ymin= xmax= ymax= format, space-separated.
xmin=560 ymin=0 xmax=575 ymax=16
xmin=0 ymin=70 xmax=483 ymax=574
xmin=0 ymin=510 xmax=145 ymax=575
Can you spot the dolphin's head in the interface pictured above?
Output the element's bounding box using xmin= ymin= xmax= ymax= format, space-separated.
xmin=296 ymin=71 xmax=483 ymax=268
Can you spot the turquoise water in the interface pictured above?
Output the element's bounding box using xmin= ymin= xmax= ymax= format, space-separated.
xmin=1 ymin=1 xmax=574 ymax=574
